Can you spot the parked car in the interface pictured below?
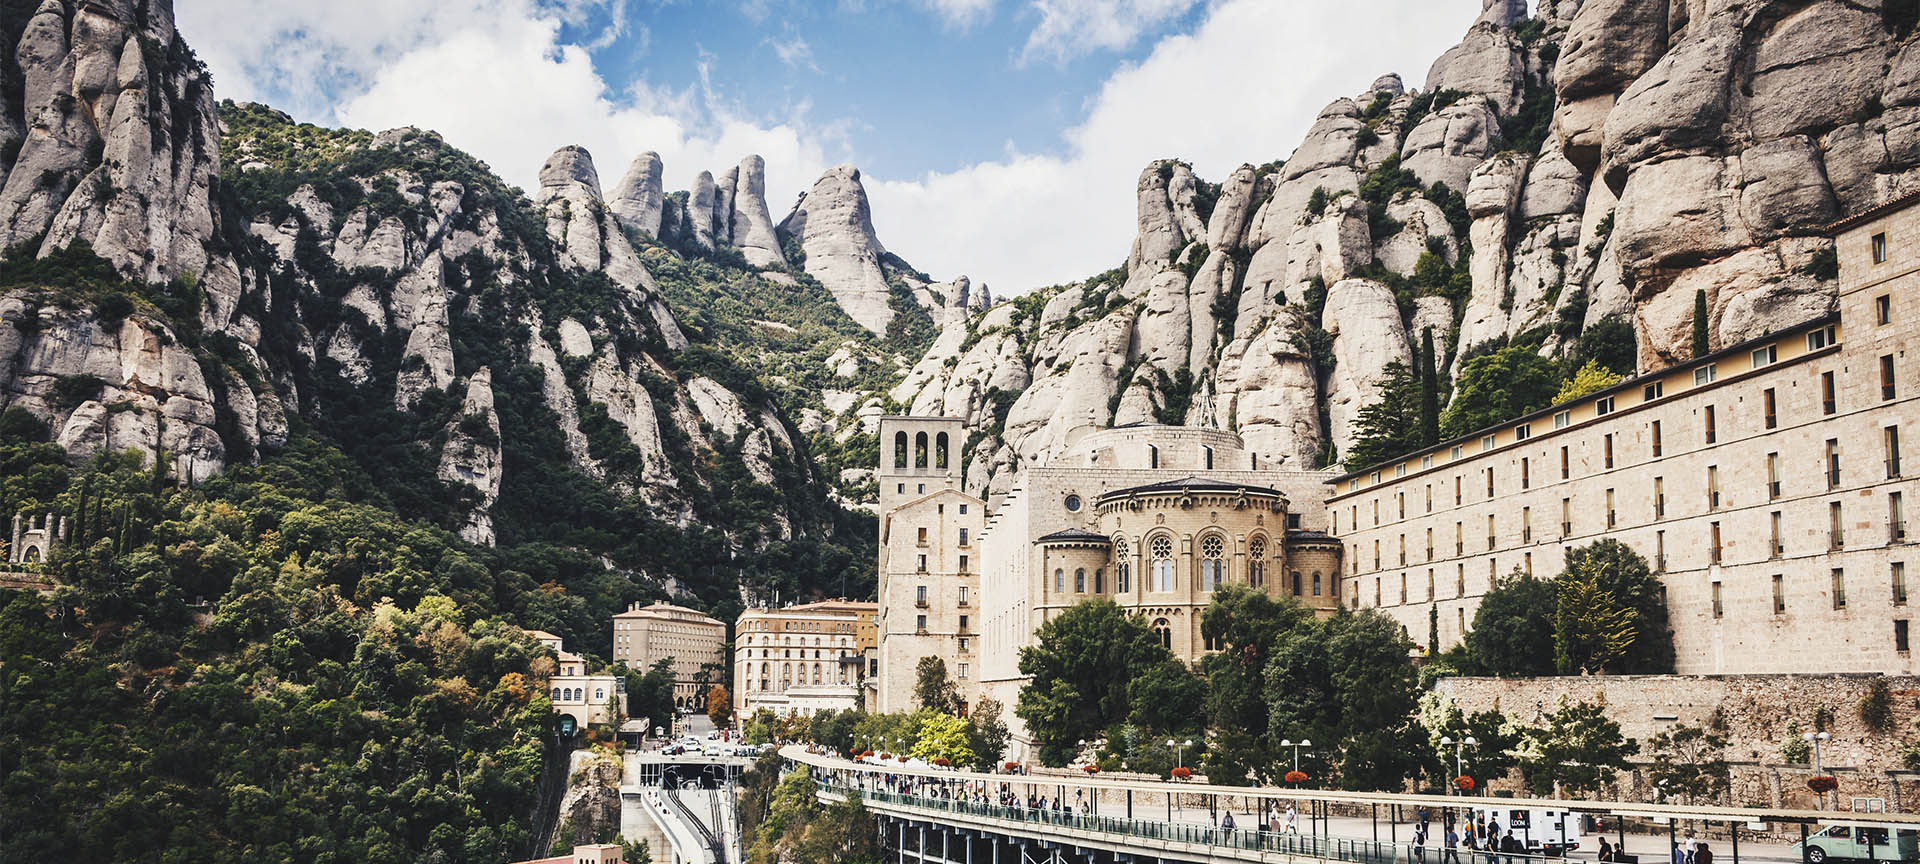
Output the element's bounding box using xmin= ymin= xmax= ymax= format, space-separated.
xmin=1795 ymin=826 xmax=1920 ymax=863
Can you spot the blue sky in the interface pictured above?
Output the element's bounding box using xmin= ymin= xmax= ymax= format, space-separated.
xmin=178 ymin=0 xmax=1479 ymax=293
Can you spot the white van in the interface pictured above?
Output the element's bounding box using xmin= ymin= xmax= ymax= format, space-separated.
xmin=1470 ymin=807 xmax=1583 ymax=855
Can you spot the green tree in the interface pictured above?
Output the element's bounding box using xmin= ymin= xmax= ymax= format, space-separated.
xmin=1265 ymin=609 xmax=1425 ymax=790
xmin=913 ymin=656 xmax=962 ymax=715
xmin=1128 ymin=658 xmax=1207 ymax=733
xmin=1691 ymin=289 xmax=1710 ymax=357
xmin=1197 ymin=587 xmax=1313 ymax=784
xmin=1517 ymin=698 xmax=1639 ymax=796
xmin=1419 ymin=327 xmax=1440 ymax=447
xmin=1463 ymin=573 xmax=1558 ymax=676
xmin=967 ymin=697 xmax=1011 ymax=769
xmin=620 ymin=658 xmax=678 ymax=732
xmin=1344 ymin=360 xmax=1425 ymax=469
xmin=1419 ymin=693 xmax=1522 ymax=788
xmin=1552 ymin=564 xmax=1637 ymax=674
xmin=908 ymin=712 xmax=977 ymax=766
xmin=1559 ymin=540 xmax=1674 ymax=674
xmin=1017 ymin=599 xmax=1171 ymax=765
xmin=744 ymin=708 xmax=779 ymax=745
xmin=1440 ymin=345 xmax=1561 ymax=439
xmin=1553 ymin=359 xmax=1624 ymax=404
xmin=1646 ymin=723 xmax=1729 ymax=805
xmin=1860 ymin=676 xmax=1895 ymax=732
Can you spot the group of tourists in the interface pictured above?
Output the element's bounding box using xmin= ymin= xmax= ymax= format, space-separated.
xmin=1411 ymin=807 xmax=1536 ymax=864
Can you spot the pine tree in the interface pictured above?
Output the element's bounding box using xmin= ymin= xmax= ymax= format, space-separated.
xmin=1691 ymin=290 xmax=1710 ymax=358
xmin=1419 ymin=327 xmax=1439 ymax=446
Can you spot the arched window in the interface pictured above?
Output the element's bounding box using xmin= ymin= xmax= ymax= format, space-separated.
xmin=935 ymin=432 xmax=950 ymax=469
xmin=1094 ymin=568 xmax=1104 ymax=593
xmin=1292 ymin=571 xmax=1303 ymax=596
xmin=1248 ymin=537 xmax=1266 ymax=588
xmin=551 ymin=687 xmax=561 ymax=701
xmin=1074 ymin=568 xmax=1086 ymax=593
xmin=1152 ymin=618 xmax=1172 ymax=650
xmin=1151 ymin=536 xmax=1174 ymax=592
xmin=1200 ymin=534 xmax=1225 ymax=592
xmin=1313 ymin=571 xmax=1324 ymax=596
xmin=594 ymin=688 xmax=605 ymax=701
xmin=894 ymin=431 xmax=908 ymax=468
xmin=1054 ymin=568 xmax=1065 ymax=594
xmin=1115 ymin=558 xmax=1130 ymax=593
xmin=915 ymin=432 xmax=929 ymax=468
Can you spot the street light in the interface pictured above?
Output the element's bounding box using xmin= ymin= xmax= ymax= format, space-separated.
xmin=1167 ymin=738 xmax=1194 ymax=769
xmin=1278 ymin=738 xmax=1313 ymax=774
xmin=1440 ymin=735 xmax=1479 ymax=794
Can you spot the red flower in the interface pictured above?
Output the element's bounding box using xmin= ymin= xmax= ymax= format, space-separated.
xmin=933 ymin=757 xmax=951 ymax=766
xmin=1453 ymin=775 xmax=1476 ymax=791
xmin=1170 ymin=766 xmax=1193 ymax=779
xmin=897 ymin=755 xmax=910 ymax=762
xmin=1285 ymin=770 xmax=1308 ymax=784
xmin=1004 ymin=761 xmax=1020 ymax=771
xmin=1084 ymin=765 xmax=1100 ymax=774
xmin=1807 ymin=775 xmax=1839 ymax=794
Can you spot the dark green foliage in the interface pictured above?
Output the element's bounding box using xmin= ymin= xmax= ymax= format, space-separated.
xmin=1572 ymin=316 xmax=1637 ymax=378
xmin=620 ymin=658 xmax=679 ymax=730
xmin=1197 ymin=586 xmax=1313 ymax=785
xmin=1462 ymin=573 xmax=1559 ymax=676
xmin=1015 ymin=599 xmax=1173 ymax=765
xmin=1804 ymin=245 xmax=1840 ymax=281
xmin=1555 ymin=539 xmax=1673 ymax=674
xmin=1306 ymin=186 xmax=1329 ymax=217
xmin=1860 ymin=676 xmax=1895 ymax=732
xmin=1500 ymin=77 xmax=1558 ymax=157
xmin=1419 ymin=327 xmax=1440 ymax=447
xmin=913 ymin=656 xmax=963 ymax=715
xmin=48 ymin=373 xmax=106 ymax=408
xmin=1518 ymin=699 xmax=1639 ymax=796
xmin=1427 ymin=182 xmax=1470 ymax=240
xmin=1692 ymin=289 xmax=1710 ymax=358
xmin=1439 ymin=344 xmax=1560 ymax=439
xmin=1264 ymin=609 xmax=1425 ymax=791
xmin=1343 ymin=360 xmax=1424 ymax=470
xmin=1150 ymin=367 xmax=1196 ymax=425
xmin=1127 ymin=658 xmax=1207 ymax=733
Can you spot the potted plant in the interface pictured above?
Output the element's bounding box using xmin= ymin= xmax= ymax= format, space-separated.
xmin=1170 ymin=766 xmax=1193 ymax=780
xmin=933 ymin=757 xmax=951 ymax=767
xmin=1453 ymin=775 xmax=1476 ymax=792
xmin=1285 ymin=770 xmax=1308 ymax=785
xmin=1807 ymin=775 xmax=1839 ymax=794
xmin=1004 ymin=761 xmax=1020 ymax=772
xmin=1083 ymin=765 xmax=1100 ymax=775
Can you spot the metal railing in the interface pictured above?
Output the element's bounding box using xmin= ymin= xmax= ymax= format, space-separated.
xmin=832 ymin=781 xmax=1577 ymax=864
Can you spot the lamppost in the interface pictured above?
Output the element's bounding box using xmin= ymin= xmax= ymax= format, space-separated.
xmin=1440 ymin=735 xmax=1478 ymax=794
xmin=1167 ymin=738 xmax=1194 ymax=770
xmin=1279 ymin=738 xmax=1313 ymax=774
xmin=1802 ymin=730 xmax=1833 ymax=808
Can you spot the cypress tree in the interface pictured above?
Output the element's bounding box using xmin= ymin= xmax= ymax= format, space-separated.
xmin=1691 ymin=290 xmax=1710 ymax=358
xmin=1419 ymin=327 xmax=1440 ymax=446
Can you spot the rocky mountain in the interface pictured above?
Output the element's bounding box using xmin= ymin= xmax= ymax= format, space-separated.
xmin=877 ymin=0 xmax=1920 ymax=502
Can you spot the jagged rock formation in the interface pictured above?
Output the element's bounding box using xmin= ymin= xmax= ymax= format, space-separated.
xmin=438 ymin=366 xmax=502 ymax=545
xmin=609 ymin=151 xmax=665 ymax=237
xmin=0 ymin=0 xmax=220 ymax=284
xmin=778 ymin=164 xmax=899 ymax=335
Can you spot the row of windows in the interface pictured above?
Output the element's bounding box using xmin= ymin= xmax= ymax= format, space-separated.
xmin=550 ymin=686 xmax=606 ymax=703
xmin=1346 ymin=326 xmax=1863 ymax=496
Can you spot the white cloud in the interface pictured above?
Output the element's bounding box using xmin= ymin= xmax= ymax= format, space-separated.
xmin=919 ymin=0 xmax=997 ymax=29
xmin=767 ymin=34 xmax=820 ymax=71
xmin=1018 ymin=0 xmax=1200 ymax=65
xmin=868 ymin=0 xmax=1478 ymax=296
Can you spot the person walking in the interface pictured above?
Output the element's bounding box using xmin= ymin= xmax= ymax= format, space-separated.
xmin=1695 ymin=843 xmax=1714 ymax=864
xmin=1223 ymin=811 xmax=1237 ymax=842
xmin=1598 ymin=836 xmax=1615 ymax=863
xmin=1285 ymin=802 xmax=1299 ymax=834
xmin=1445 ymin=827 xmax=1462 ymax=864
xmin=1413 ymin=824 xmax=1428 ymax=864
xmin=1685 ymin=832 xmax=1698 ymax=864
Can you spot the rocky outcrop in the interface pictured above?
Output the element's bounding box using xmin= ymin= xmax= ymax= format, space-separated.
xmin=438 ymin=367 xmax=503 ymax=546
xmin=0 ymin=0 xmax=221 ymax=284
xmin=778 ymin=165 xmax=896 ymax=335
xmin=609 ymin=151 xmax=665 ymax=238
xmin=1323 ymin=279 xmax=1412 ymax=459
xmin=726 ymin=155 xmax=786 ymax=268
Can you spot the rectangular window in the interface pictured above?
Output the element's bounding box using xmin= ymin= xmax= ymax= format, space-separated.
xmin=959 ymin=527 xmax=970 ymax=546
xmin=1764 ymin=388 xmax=1778 ymax=429
xmin=1524 ymin=551 xmax=1534 ymax=577
xmin=1488 ymin=559 xmax=1498 ymax=590
xmin=1399 ymin=534 xmax=1407 ymax=566
xmin=1481 ymin=434 xmax=1497 ymax=452
xmin=1900 ymin=620 xmax=1912 ymax=653
xmin=959 ymin=555 xmax=969 ymax=573
xmin=958 ymin=663 xmax=969 ymax=679
xmin=1710 ymin=522 xmax=1722 ymax=563
xmin=1561 ymin=498 xmax=1572 ymax=538
xmin=1553 ymin=410 xmax=1571 ymax=429
xmin=1604 ymin=434 xmax=1615 ymax=469
xmin=1704 ymin=405 xmax=1717 ymax=444
xmin=916 ymin=585 xmax=929 ymax=605
xmin=1522 ymin=506 xmax=1532 ymax=543
xmin=1883 ymin=355 xmax=1898 ymax=401
xmin=1834 ymin=568 xmax=1848 ymax=610
xmin=1606 ymin=488 xmax=1617 ymax=528
xmin=959 ymin=504 xmax=968 ymax=514
xmin=1455 ymin=522 xmax=1464 ymax=555
xmin=1422 ymin=454 xmax=1434 ymax=469
xmin=1878 ymin=294 xmax=1893 ymax=325
xmin=1426 ymin=484 xmax=1433 ymax=512
xmin=1751 ymin=345 xmax=1777 ymax=368
xmin=917 ymin=554 xmax=927 ymax=572
xmin=1515 ymin=424 xmax=1531 ymax=441
xmin=1373 ymin=499 xmax=1380 ymax=526
xmin=1827 ymin=438 xmax=1843 ymax=488
xmin=1486 ymin=467 xmax=1495 ymax=499
xmin=1595 ymin=396 xmax=1615 ymax=416
xmin=1770 ymin=511 xmax=1784 ymax=557
xmin=1455 ymin=475 xmax=1462 ymax=506
xmin=1450 ymin=444 xmax=1464 ymax=460
xmin=959 ymin=586 xmax=970 ymax=605
xmin=1651 ymin=421 xmax=1663 ymax=458
xmin=1712 ymin=581 xmax=1724 ymax=618
xmin=1768 ymin=452 xmax=1782 ymax=499
xmin=1373 ymin=540 xmax=1381 ymax=570
xmin=1394 ymin=463 xmax=1406 ymax=478
xmin=1398 ymin=492 xmax=1406 ymax=519
xmin=916 ymin=614 xmax=928 ymax=630
xmin=1694 ymin=364 xmax=1717 ymax=386
xmin=1560 ymin=446 xmax=1571 ymax=479
xmin=1427 ymin=570 xmax=1435 ymax=602
xmin=1426 ymin=528 xmax=1434 ymax=561
xmin=1487 ymin=514 xmax=1497 ymax=551
xmin=1895 ymin=562 xmax=1909 ymax=606
xmin=1655 ymin=476 xmax=1667 ymax=518
xmin=1893 ymin=492 xmax=1907 ymax=543
xmin=1375 ymin=578 xmax=1382 ymax=606
xmin=1657 ymin=526 xmax=1667 ymax=569
xmin=1773 ymin=574 xmax=1786 ymax=614
xmin=1831 ymin=501 xmax=1846 ymax=549
xmin=1456 ymin=564 xmax=1465 ymax=597
xmin=1809 ymin=326 xmax=1836 ymax=351
xmin=1521 ymin=457 xmax=1530 ymax=489
xmin=1823 ymin=371 xmax=1837 ymax=415
xmin=1707 ymin=465 xmax=1721 ymax=510
xmin=1645 ymin=381 xmax=1664 ymax=401
xmin=917 ymin=527 xmax=928 ymax=544
xmin=1873 ymin=231 xmax=1888 ymax=263
xmin=1890 ymin=426 xmax=1904 ymax=478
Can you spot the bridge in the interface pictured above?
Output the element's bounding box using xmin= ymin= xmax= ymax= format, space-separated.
xmin=622 ymin=752 xmax=752 ymax=864
xmin=781 ymin=747 xmax=1920 ymax=864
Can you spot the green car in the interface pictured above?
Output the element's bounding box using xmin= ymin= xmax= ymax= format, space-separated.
xmin=1794 ymin=826 xmax=1920 ymax=863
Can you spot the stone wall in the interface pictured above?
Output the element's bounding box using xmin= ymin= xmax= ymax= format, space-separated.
xmin=1437 ymin=674 xmax=1920 ymax=811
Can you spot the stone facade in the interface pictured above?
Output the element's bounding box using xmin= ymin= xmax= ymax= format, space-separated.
xmin=611 ymin=602 xmax=726 ymax=709
xmin=1437 ymin=674 xmax=1920 ymax=811
xmin=1329 ymin=199 xmax=1920 ymax=674
xmin=7 ymin=511 xmax=61 ymax=564
xmin=877 ymin=417 xmax=986 ymax=714
xmin=526 ymin=629 xmax=628 ymax=729
xmin=734 ymin=600 xmax=876 ymax=719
